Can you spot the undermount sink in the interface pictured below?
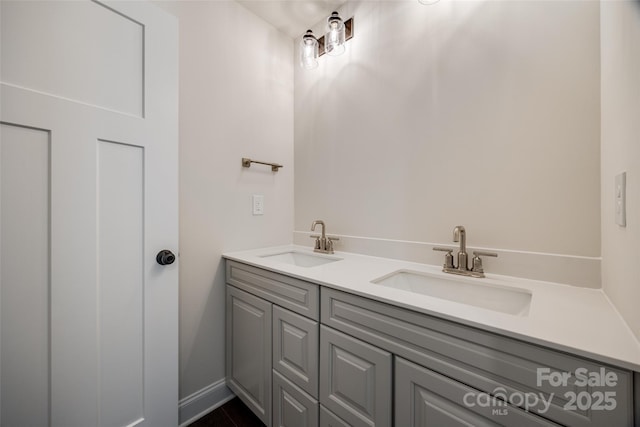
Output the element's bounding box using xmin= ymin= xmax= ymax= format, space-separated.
xmin=260 ymin=250 xmax=342 ymax=267
xmin=372 ymin=270 xmax=532 ymax=316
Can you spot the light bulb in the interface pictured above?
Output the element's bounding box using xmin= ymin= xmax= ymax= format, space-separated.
xmin=300 ymin=30 xmax=318 ymax=69
xmin=325 ymin=12 xmax=345 ymax=56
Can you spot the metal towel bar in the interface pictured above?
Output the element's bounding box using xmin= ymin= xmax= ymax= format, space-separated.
xmin=241 ymin=158 xmax=283 ymax=172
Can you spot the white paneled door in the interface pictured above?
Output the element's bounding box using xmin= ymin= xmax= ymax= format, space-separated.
xmin=0 ymin=1 xmax=178 ymax=426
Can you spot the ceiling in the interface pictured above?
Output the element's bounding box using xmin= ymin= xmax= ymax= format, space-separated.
xmin=238 ymin=0 xmax=347 ymax=39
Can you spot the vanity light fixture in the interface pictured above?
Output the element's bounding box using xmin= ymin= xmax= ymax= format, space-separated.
xmin=299 ymin=12 xmax=354 ymax=69
xmin=418 ymin=0 xmax=441 ymax=4
xmin=325 ymin=11 xmax=346 ymax=56
xmin=300 ymin=29 xmax=319 ymax=70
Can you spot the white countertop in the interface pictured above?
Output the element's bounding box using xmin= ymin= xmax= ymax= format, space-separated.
xmin=223 ymin=244 xmax=640 ymax=372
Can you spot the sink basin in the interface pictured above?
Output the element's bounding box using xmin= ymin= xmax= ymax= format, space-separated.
xmin=260 ymin=251 xmax=342 ymax=267
xmin=372 ymin=270 xmax=531 ymax=316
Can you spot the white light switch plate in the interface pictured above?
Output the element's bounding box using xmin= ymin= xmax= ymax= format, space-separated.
xmin=615 ymin=172 xmax=626 ymax=227
xmin=252 ymin=195 xmax=264 ymax=215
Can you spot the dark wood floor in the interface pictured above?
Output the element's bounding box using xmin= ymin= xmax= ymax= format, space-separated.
xmin=189 ymin=397 xmax=265 ymax=427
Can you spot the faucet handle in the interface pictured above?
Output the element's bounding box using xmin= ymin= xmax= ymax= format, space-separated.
xmin=471 ymin=251 xmax=497 ymax=275
xmin=473 ymin=251 xmax=498 ymax=258
xmin=433 ymin=247 xmax=455 ymax=269
xmin=324 ymin=236 xmax=339 ymax=253
xmin=310 ymin=234 xmax=321 ymax=250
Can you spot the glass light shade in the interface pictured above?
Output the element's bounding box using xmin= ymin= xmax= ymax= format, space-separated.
xmin=418 ymin=0 xmax=440 ymax=4
xmin=325 ymin=12 xmax=345 ymax=56
xmin=300 ymin=30 xmax=319 ymax=69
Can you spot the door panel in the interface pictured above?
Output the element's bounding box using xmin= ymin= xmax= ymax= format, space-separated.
xmin=0 ymin=1 xmax=178 ymax=426
xmin=1 ymin=0 xmax=144 ymax=116
xmin=97 ymin=140 xmax=144 ymax=426
xmin=0 ymin=123 xmax=51 ymax=426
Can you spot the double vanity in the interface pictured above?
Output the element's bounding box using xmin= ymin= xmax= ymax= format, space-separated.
xmin=223 ymin=243 xmax=640 ymax=427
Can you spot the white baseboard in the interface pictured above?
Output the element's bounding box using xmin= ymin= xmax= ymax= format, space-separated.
xmin=179 ymin=378 xmax=235 ymax=427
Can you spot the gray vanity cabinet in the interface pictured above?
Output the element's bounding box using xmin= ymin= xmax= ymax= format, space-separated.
xmin=319 ymin=405 xmax=352 ymax=427
xmin=226 ymin=261 xmax=319 ymax=319
xmin=273 ymin=370 xmax=319 ymax=427
xmin=395 ymin=357 xmax=560 ymax=427
xmin=321 ymin=287 xmax=633 ymax=427
xmin=273 ymin=305 xmax=319 ymax=398
xmin=319 ymin=325 xmax=392 ymax=427
xmin=226 ymin=261 xmax=321 ymax=427
xmin=226 ymin=259 xmax=636 ymax=427
xmin=226 ymin=285 xmax=273 ymax=426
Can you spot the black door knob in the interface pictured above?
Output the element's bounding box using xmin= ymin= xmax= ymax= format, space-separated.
xmin=156 ymin=250 xmax=176 ymax=266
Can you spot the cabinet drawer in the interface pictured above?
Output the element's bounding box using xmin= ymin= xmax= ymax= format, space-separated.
xmin=321 ymin=288 xmax=633 ymax=427
xmin=320 ymin=326 xmax=392 ymax=427
xmin=320 ymin=405 xmax=351 ymax=427
xmin=273 ymin=370 xmax=318 ymax=427
xmin=273 ymin=305 xmax=319 ymax=398
xmin=396 ymin=357 xmax=560 ymax=427
xmin=227 ymin=261 xmax=319 ymax=320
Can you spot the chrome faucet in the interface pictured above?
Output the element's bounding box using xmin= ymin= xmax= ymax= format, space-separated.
xmin=310 ymin=220 xmax=339 ymax=254
xmin=433 ymin=226 xmax=497 ymax=278
xmin=453 ymin=226 xmax=467 ymax=273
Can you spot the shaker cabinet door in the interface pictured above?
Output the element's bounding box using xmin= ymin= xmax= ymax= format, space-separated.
xmin=395 ymin=357 xmax=560 ymax=427
xmin=273 ymin=370 xmax=318 ymax=427
xmin=319 ymin=326 xmax=391 ymax=427
xmin=226 ymin=285 xmax=272 ymax=426
xmin=273 ymin=305 xmax=319 ymax=398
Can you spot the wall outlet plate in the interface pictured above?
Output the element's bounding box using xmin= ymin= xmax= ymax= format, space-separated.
xmin=615 ymin=172 xmax=626 ymax=227
xmin=252 ymin=195 xmax=264 ymax=215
